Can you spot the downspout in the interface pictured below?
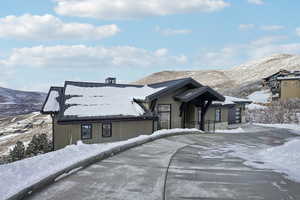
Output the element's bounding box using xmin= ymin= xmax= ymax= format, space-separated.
xmin=50 ymin=114 xmax=55 ymax=151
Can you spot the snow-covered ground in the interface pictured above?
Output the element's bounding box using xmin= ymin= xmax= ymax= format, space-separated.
xmin=215 ymin=127 xmax=245 ymax=134
xmin=230 ymin=139 xmax=300 ymax=183
xmin=254 ymin=123 xmax=300 ymax=135
xmin=247 ymin=103 xmax=267 ymax=110
xmin=247 ymin=90 xmax=271 ymax=103
xmin=0 ymin=128 xmax=201 ymax=200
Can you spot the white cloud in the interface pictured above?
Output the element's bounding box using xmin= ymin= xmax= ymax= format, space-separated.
xmin=239 ymin=24 xmax=255 ymax=31
xmin=0 ymin=45 xmax=188 ymax=69
xmin=261 ymin=25 xmax=284 ymax=31
xmin=155 ymin=26 xmax=192 ymax=36
xmin=54 ymin=0 xmax=230 ymax=20
xmin=0 ymin=14 xmax=120 ymax=40
xmin=296 ymin=28 xmax=300 ymax=36
xmin=247 ymin=0 xmax=264 ymax=5
xmin=195 ymin=36 xmax=300 ymax=67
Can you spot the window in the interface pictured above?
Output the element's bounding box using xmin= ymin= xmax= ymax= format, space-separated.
xmin=236 ymin=107 xmax=242 ymax=123
xmin=157 ymin=104 xmax=171 ymax=129
xmin=215 ymin=108 xmax=221 ymax=122
xmin=81 ymin=124 xmax=92 ymax=139
xmin=102 ymin=123 xmax=112 ymax=137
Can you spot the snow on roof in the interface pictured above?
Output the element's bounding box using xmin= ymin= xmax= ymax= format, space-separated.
xmin=247 ymin=90 xmax=271 ymax=104
xmin=277 ymin=76 xmax=300 ymax=80
xmin=63 ymin=85 xmax=165 ymax=117
xmin=213 ymin=96 xmax=251 ymax=105
xmin=43 ymin=90 xmax=60 ymax=112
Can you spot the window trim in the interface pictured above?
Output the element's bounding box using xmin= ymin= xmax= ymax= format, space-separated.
xmin=215 ymin=108 xmax=222 ymax=122
xmin=157 ymin=104 xmax=172 ymax=129
xmin=102 ymin=122 xmax=112 ymax=138
xmin=81 ymin=124 xmax=92 ymax=140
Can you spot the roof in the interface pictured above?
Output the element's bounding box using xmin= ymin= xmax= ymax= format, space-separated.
xmin=263 ymin=69 xmax=290 ymax=81
xmin=146 ymin=78 xmax=203 ymax=101
xmin=41 ymin=87 xmax=63 ymax=114
xmin=58 ymin=81 xmax=165 ymax=121
xmin=213 ymin=96 xmax=252 ymax=106
xmin=174 ymin=86 xmax=225 ymax=102
xmin=41 ymin=77 xmax=225 ymax=122
xmin=277 ymin=76 xmax=300 ymax=81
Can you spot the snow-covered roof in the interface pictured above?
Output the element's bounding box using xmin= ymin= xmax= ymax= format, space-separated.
xmin=42 ymin=87 xmax=63 ymax=113
xmin=213 ymin=96 xmax=252 ymax=106
xmin=62 ymin=84 xmax=165 ymax=118
xmin=277 ymin=76 xmax=300 ymax=80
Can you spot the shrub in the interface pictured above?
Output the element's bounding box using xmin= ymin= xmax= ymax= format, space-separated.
xmin=26 ymin=134 xmax=52 ymax=157
xmin=9 ymin=141 xmax=26 ymax=162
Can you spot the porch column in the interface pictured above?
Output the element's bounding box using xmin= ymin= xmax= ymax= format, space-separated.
xmin=200 ymin=100 xmax=212 ymax=131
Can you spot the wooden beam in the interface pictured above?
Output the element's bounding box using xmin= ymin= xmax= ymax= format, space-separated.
xmin=200 ymin=100 xmax=212 ymax=131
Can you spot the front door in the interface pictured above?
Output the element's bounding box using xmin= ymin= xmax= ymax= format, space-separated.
xmin=157 ymin=104 xmax=171 ymax=129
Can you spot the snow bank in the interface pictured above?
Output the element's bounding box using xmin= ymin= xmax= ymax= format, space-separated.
xmin=232 ymin=139 xmax=300 ymax=183
xmin=215 ymin=127 xmax=245 ymax=134
xmin=247 ymin=103 xmax=267 ymax=110
xmin=247 ymin=90 xmax=271 ymax=103
xmin=0 ymin=128 xmax=201 ymax=200
xmin=254 ymin=123 xmax=300 ymax=135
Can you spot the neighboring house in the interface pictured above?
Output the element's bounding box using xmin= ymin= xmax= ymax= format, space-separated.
xmin=41 ymin=78 xmax=251 ymax=150
xmin=263 ymin=70 xmax=300 ymax=100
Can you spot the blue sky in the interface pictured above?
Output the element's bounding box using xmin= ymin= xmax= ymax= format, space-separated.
xmin=1 ymin=0 xmax=300 ymax=91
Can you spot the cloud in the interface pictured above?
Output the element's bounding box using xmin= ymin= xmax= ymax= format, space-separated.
xmin=261 ymin=25 xmax=284 ymax=31
xmin=297 ymin=28 xmax=300 ymax=36
xmin=0 ymin=14 xmax=120 ymax=40
xmin=195 ymin=36 xmax=300 ymax=67
xmin=155 ymin=26 xmax=192 ymax=36
xmin=0 ymin=45 xmax=188 ymax=69
xmin=247 ymin=0 xmax=264 ymax=5
xmin=54 ymin=0 xmax=230 ymax=20
xmin=239 ymin=24 xmax=255 ymax=31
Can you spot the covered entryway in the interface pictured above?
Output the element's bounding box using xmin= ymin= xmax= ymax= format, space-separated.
xmin=174 ymin=86 xmax=225 ymax=131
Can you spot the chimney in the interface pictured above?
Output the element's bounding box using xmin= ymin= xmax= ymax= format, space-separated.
xmin=105 ymin=77 xmax=116 ymax=84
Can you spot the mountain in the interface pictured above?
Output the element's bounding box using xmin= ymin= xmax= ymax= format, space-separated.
xmin=135 ymin=54 xmax=300 ymax=95
xmin=0 ymin=87 xmax=46 ymax=116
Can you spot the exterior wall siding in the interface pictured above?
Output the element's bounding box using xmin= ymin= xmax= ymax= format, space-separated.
xmin=53 ymin=119 xmax=153 ymax=150
xmin=280 ymin=80 xmax=300 ymax=100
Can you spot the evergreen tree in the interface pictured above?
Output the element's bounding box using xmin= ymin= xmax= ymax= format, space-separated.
xmin=9 ymin=141 xmax=25 ymax=162
xmin=26 ymin=134 xmax=52 ymax=157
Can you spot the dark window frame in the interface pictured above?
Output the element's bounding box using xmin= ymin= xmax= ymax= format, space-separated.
xmin=81 ymin=124 xmax=92 ymax=140
xmin=215 ymin=108 xmax=222 ymax=122
xmin=157 ymin=104 xmax=172 ymax=129
xmin=102 ymin=122 xmax=112 ymax=138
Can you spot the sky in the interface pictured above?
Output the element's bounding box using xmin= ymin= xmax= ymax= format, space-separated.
xmin=1 ymin=0 xmax=300 ymax=92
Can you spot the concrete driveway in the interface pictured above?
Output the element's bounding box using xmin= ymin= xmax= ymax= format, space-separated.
xmin=28 ymin=125 xmax=300 ymax=200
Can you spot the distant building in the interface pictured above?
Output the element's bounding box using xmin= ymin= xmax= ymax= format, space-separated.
xmin=41 ymin=78 xmax=251 ymax=150
xmin=263 ymin=70 xmax=300 ymax=100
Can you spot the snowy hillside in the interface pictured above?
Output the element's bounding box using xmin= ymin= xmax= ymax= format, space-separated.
xmin=135 ymin=54 xmax=300 ymax=94
xmin=0 ymin=87 xmax=46 ymax=116
xmin=0 ymin=113 xmax=51 ymax=157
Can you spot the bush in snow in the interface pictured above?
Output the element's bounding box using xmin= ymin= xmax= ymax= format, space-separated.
xmin=9 ymin=141 xmax=26 ymax=162
xmin=246 ymin=98 xmax=300 ymax=124
xmin=26 ymin=134 xmax=52 ymax=157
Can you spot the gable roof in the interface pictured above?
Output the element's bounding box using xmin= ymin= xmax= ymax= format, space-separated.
xmin=41 ymin=77 xmax=225 ymax=122
xmin=41 ymin=87 xmax=63 ymax=114
xmin=174 ymin=86 xmax=225 ymax=102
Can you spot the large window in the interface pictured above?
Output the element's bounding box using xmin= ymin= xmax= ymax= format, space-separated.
xmin=157 ymin=104 xmax=171 ymax=129
xmin=81 ymin=124 xmax=92 ymax=140
xmin=215 ymin=108 xmax=221 ymax=122
xmin=102 ymin=123 xmax=112 ymax=137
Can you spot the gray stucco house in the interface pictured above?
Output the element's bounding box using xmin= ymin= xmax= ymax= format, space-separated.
xmin=41 ymin=77 xmax=251 ymax=150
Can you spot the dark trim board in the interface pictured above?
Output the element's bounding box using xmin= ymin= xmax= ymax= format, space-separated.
xmin=58 ymin=117 xmax=157 ymax=125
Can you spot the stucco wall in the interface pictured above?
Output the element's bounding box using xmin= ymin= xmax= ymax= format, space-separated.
xmin=53 ymin=119 xmax=153 ymax=150
xmin=155 ymin=87 xmax=188 ymax=129
xmin=280 ymin=80 xmax=300 ymax=100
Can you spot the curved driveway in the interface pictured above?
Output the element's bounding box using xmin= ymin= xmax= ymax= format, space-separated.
xmin=28 ymin=125 xmax=300 ymax=200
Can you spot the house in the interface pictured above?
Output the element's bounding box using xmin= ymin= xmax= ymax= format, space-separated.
xmin=41 ymin=78 xmax=251 ymax=150
xmin=263 ymin=70 xmax=300 ymax=100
